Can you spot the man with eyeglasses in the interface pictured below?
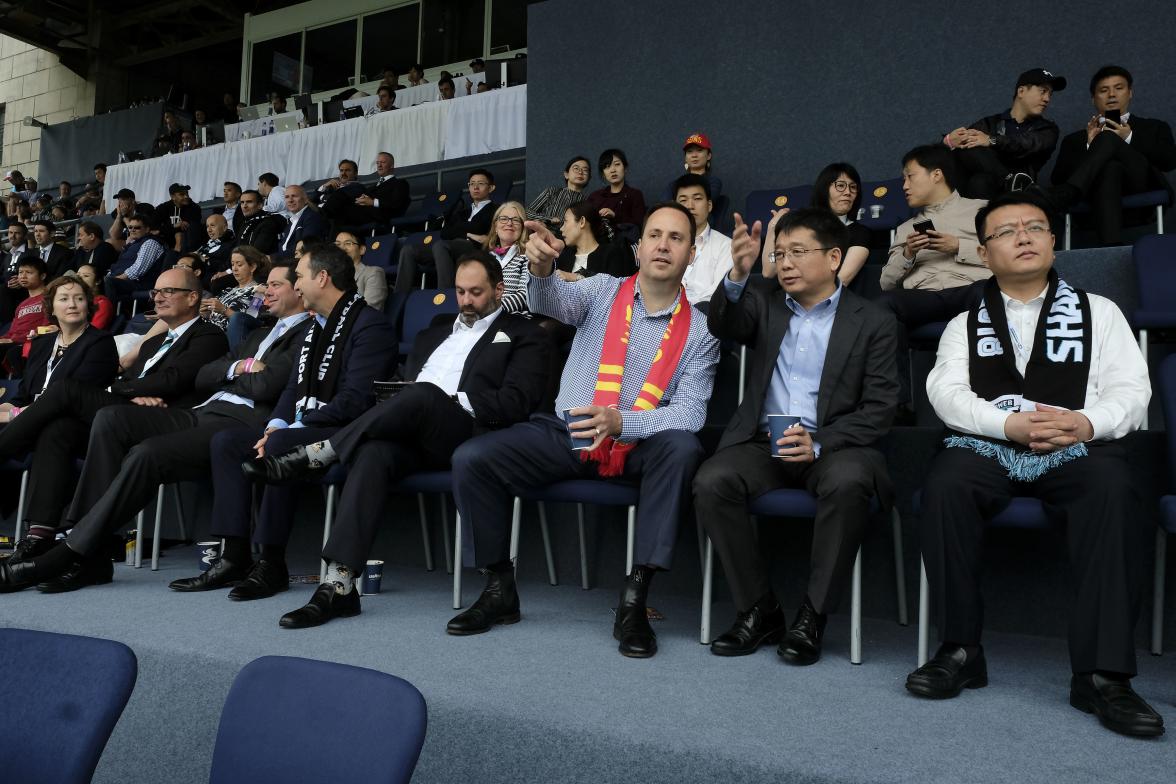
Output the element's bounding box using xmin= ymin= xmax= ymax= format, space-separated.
xmin=694 ymin=208 xmax=898 ymax=665
xmin=907 ymin=190 xmax=1162 ymax=737
xmin=394 ymin=168 xmax=497 ymax=293
xmin=335 ymin=231 xmax=387 ymax=310
xmin=946 ymin=68 xmax=1066 ymax=199
xmin=275 ymin=185 xmax=327 ymax=260
xmin=236 ymin=189 xmax=288 ymax=257
xmin=104 ymin=213 xmax=168 ymax=303
xmin=321 ymin=151 xmax=410 ymax=232
xmin=0 ymin=267 xmax=229 ymax=592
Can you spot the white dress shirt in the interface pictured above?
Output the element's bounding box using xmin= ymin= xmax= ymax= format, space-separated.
xmin=681 ymin=226 xmax=733 ymax=304
xmin=264 ymin=186 xmax=286 ymax=214
xmin=416 ymin=307 xmax=504 ymax=413
xmin=282 ymin=206 xmax=307 ymax=249
xmin=138 ymin=316 xmax=200 ymax=377
xmin=927 ymin=286 xmax=1150 ymax=443
xmin=199 ymin=312 xmax=311 ymax=410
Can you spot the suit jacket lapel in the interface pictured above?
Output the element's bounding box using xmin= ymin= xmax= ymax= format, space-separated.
xmin=816 ymin=294 xmax=863 ymax=425
xmin=457 ymin=319 xmax=506 ymax=388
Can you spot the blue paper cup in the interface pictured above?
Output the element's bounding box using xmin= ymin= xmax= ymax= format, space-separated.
xmin=198 ymin=540 xmax=221 ymax=572
xmin=360 ymin=559 xmax=384 ymax=595
xmin=561 ymin=409 xmax=595 ymax=451
xmin=767 ymin=414 xmax=802 ymax=458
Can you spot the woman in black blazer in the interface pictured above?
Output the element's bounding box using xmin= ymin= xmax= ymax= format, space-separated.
xmin=554 ymin=202 xmax=637 ymax=281
xmin=1 ymin=274 xmax=118 ymax=413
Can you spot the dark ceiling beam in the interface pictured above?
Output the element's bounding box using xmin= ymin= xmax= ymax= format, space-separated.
xmin=113 ymin=25 xmax=240 ymax=66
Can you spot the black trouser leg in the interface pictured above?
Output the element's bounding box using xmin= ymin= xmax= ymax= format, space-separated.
xmin=953 ymin=147 xmax=1010 ymax=199
xmin=22 ymin=419 xmax=89 ymax=528
xmin=432 ymin=239 xmax=477 ymax=289
xmin=1068 ymin=132 xmax=1156 ymax=245
xmin=620 ymin=429 xmax=705 ymax=569
xmin=251 ymin=426 xmax=339 ymax=547
xmin=329 ymin=382 xmax=475 ymax=466
xmin=393 ymin=243 xmax=428 ymax=294
xmin=0 ymin=379 xmax=122 ymax=462
xmin=209 ymin=426 xmax=264 ymax=539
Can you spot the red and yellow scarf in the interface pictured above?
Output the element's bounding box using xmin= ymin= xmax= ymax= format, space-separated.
xmin=585 ymin=275 xmax=692 ymax=476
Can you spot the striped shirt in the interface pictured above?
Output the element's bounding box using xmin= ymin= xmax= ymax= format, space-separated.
xmin=124 ymin=237 xmax=166 ymax=280
xmin=529 ymin=271 xmax=719 ymax=441
xmin=526 ymin=187 xmax=586 ymax=222
xmin=496 ymin=245 xmax=530 ymax=314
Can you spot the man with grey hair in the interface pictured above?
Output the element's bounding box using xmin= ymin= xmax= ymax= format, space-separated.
xmin=321 ymin=152 xmax=410 ymax=231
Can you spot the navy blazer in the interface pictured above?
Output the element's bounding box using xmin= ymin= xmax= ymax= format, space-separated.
xmin=270 ymin=304 xmax=397 ymax=427
xmin=14 ymin=327 xmax=119 ymax=406
xmin=405 ymin=311 xmax=552 ymax=432
xmin=274 ymin=208 xmax=329 ymax=259
xmin=111 ymin=318 xmax=230 ymax=407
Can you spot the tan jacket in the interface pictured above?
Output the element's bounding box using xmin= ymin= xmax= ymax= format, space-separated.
xmin=880 ymin=191 xmax=991 ymax=291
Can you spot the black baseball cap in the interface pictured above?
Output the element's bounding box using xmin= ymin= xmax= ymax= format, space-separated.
xmin=168 ymin=182 xmax=191 ymax=195
xmin=115 ymin=188 xmax=135 ymax=199
xmin=1017 ymin=68 xmax=1067 ymax=92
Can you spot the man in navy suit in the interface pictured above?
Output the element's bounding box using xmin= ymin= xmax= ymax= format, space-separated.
xmin=321 ymin=151 xmax=411 ymax=231
xmin=0 ymin=262 xmax=312 ymax=593
xmin=0 ymin=267 xmax=229 ymax=591
xmin=184 ymin=244 xmax=395 ymax=602
xmin=274 ymin=185 xmax=328 ymax=259
xmin=1051 ymin=65 xmax=1176 ymax=246
xmin=249 ymin=250 xmax=552 ymax=628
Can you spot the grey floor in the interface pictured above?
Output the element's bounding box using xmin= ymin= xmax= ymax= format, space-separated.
xmin=1 ymin=542 xmax=1174 ymax=784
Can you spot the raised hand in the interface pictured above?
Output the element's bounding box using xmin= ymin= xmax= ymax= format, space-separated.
xmin=729 ymin=212 xmax=763 ymax=283
xmin=524 ymin=220 xmax=565 ymax=275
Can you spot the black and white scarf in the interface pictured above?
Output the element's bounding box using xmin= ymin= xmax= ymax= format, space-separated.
xmin=945 ymin=269 xmax=1094 ymax=480
xmin=293 ymin=290 xmax=364 ymax=422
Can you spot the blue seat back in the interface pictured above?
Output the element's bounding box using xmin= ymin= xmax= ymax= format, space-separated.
xmin=1132 ymin=234 xmax=1176 ymax=323
xmin=0 ymin=628 xmax=137 ymax=784
xmin=364 ymin=233 xmax=398 ymax=272
xmin=1161 ymin=354 xmax=1176 ymax=491
xmin=744 ymin=185 xmax=812 ymax=229
xmin=209 ymin=655 xmax=426 ymax=784
xmin=399 ymin=288 xmax=458 ymax=354
xmin=857 ymin=178 xmax=912 ymax=232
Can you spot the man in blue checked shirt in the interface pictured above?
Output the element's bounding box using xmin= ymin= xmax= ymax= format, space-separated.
xmin=447 ymin=202 xmax=719 ymax=658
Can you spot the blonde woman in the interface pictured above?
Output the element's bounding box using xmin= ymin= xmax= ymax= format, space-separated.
xmin=484 ymin=201 xmax=531 ymax=313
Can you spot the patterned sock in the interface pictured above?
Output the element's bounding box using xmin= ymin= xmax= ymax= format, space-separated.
xmin=305 ymin=440 xmax=337 ymax=468
xmin=324 ymin=561 xmax=354 ymax=594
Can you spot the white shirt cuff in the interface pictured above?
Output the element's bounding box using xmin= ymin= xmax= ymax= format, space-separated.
xmin=456 ymin=391 xmax=474 ymax=415
xmin=266 ymin=418 xmax=289 ymax=431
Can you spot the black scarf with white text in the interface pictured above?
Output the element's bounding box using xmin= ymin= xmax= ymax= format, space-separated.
xmin=293 ymin=290 xmax=364 ymax=422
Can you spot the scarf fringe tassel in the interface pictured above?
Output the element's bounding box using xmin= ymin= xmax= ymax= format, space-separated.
xmin=943 ymin=436 xmax=1088 ymax=482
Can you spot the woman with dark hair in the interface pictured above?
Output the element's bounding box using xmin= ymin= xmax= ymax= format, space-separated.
xmin=555 ymin=202 xmax=637 ymax=281
xmin=201 ymin=246 xmax=268 ymax=347
xmin=586 ymin=148 xmax=647 ymax=232
xmin=667 ymin=132 xmax=723 ymax=203
xmin=761 ymin=162 xmax=871 ymax=284
xmin=73 ymin=264 xmax=115 ymax=329
xmin=0 ymin=275 xmax=117 ymax=419
xmin=526 ymin=156 xmax=591 ymax=225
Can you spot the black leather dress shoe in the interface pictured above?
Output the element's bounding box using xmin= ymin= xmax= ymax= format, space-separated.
xmin=279 ymin=582 xmax=361 ymax=629
xmin=447 ymin=568 xmax=520 ymax=635
xmin=1070 ymin=673 xmax=1165 ymax=737
xmin=0 ymin=559 xmax=41 ymax=593
xmin=4 ymin=536 xmax=56 ymax=566
xmin=227 ymin=560 xmax=289 ymax=601
xmin=711 ymin=603 xmax=788 ymax=657
xmin=241 ymin=446 xmax=324 ymax=485
xmin=777 ymin=597 xmax=827 ymax=666
xmin=169 ymin=558 xmax=251 ymax=592
xmin=906 ymin=644 xmax=989 ymax=699
xmin=613 ymin=566 xmax=657 ymax=658
xmin=37 ymin=557 xmax=113 ymax=594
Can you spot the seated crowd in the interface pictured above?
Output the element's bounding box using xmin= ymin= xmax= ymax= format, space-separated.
xmin=0 ymin=63 xmax=1172 ymax=743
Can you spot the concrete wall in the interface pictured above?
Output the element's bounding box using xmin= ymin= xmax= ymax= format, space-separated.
xmin=0 ymin=35 xmax=96 ymax=181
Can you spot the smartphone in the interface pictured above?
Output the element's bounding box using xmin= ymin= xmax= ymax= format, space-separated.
xmin=1103 ymin=109 xmax=1121 ymax=125
xmin=912 ymin=219 xmax=935 ymax=234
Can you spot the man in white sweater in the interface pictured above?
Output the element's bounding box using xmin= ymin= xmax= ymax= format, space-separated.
xmin=674 ymin=173 xmax=731 ymax=308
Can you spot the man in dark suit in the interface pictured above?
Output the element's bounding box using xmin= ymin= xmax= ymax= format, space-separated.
xmin=322 ymin=151 xmax=410 ymax=231
xmin=0 ymin=263 xmax=311 ymax=593
xmin=1 ymin=222 xmax=33 ymax=323
xmin=215 ymin=181 xmax=245 ymax=237
xmin=274 ymin=185 xmax=328 ymax=259
xmin=1050 ymin=65 xmax=1176 ymax=246
xmin=693 ymin=208 xmax=899 ymax=664
xmin=236 ymin=189 xmax=288 ymax=256
xmin=30 ymin=220 xmax=72 ymax=279
xmin=394 ymin=168 xmax=496 ymax=293
xmin=0 ymin=267 xmax=228 ymax=591
xmin=245 ymin=250 xmax=551 ymax=627
xmin=175 ymin=244 xmax=395 ymax=602
xmin=71 ymin=221 xmax=119 ymax=279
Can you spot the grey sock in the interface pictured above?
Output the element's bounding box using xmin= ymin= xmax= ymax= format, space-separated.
xmin=305 ymin=440 xmax=337 ymax=469
xmin=323 ymin=561 xmax=353 ymax=594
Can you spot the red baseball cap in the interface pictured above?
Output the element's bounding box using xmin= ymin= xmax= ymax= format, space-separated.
xmin=683 ymin=133 xmax=711 ymax=151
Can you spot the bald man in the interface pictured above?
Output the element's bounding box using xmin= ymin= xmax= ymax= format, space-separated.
xmin=276 ymin=185 xmax=327 ymax=259
xmin=197 ymin=212 xmax=237 ymax=281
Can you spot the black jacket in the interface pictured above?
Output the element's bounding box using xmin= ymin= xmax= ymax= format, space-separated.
xmin=968 ymin=111 xmax=1060 ymax=177
xmin=238 ymin=212 xmax=288 ymax=256
xmin=404 ymin=312 xmax=552 ymax=433
xmin=707 ymin=281 xmax=899 ymax=458
xmin=366 ymin=176 xmax=411 ymax=221
xmin=193 ymin=315 xmax=314 ymax=429
xmin=440 ymin=199 xmax=496 ymax=241
xmin=1052 ymin=114 xmax=1176 ymax=199
xmin=111 ymin=318 xmax=230 ymax=407
xmin=555 ymin=242 xmax=637 ymax=279
xmin=71 ymin=242 xmax=118 ymax=279
xmin=13 ymin=328 xmax=118 ymax=406
xmin=33 ymin=244 xmax=73 ymax=280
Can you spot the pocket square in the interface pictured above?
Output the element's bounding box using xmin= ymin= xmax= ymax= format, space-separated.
xmin=492 ymin=331 xmax=512 ymax=344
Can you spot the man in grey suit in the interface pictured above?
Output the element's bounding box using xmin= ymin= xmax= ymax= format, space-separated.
xmin=0 ymin=261 xmax=312 ymax=593
xmin=693 ymin=208 xmax=899 ymax=664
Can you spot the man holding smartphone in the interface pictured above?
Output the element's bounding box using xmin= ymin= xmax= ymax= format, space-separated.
xmin=1050 ymin=65 xmax=1176 ymax=246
